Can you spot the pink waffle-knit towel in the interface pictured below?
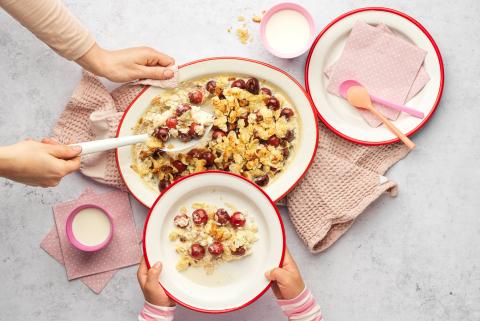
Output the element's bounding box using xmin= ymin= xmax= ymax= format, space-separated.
xmin=326 ymin=21 xmax=429 ymax=127
xmin=52 ymin=189 xmax=141 ymax=280
xmin=53 ymin=72 xmax=411 ymax=253
xmin=52 ymin=69 xmax=179 ymax=190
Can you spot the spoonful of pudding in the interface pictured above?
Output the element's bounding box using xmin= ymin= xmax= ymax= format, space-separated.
xmin=345 ymin=85 xmax=416 ymax=150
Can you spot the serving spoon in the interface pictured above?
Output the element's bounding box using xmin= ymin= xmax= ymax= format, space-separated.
xmin=346 ymin=85 xmax=416 ymax=150
xmin=339 ymin=80 xmax=424 ymax=119
xmin=71 ymin=110 xmax=213 ymax=155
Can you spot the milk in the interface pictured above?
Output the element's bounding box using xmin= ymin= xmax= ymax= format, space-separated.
xmin=72 ymin=208 xmax=111 ymax=246
xmin=265 ymin=9 xmax=311 ymax=56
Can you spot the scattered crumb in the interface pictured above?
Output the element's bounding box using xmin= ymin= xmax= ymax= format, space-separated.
xmin=227 ymin=27 xmax=232 ymax=33
xmin=236 ymin=27 xmax=250 ymax=44
xmin=238 ymin=15 xmax=246 ymax=22
xmin=252 ymin=15 xmax=262 ymax=23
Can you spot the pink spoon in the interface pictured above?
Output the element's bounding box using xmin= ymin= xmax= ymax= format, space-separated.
xmin=339 ymin=80 xmax=425 ymax=119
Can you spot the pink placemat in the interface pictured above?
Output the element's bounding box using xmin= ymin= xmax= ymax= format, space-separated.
xmin=52 ymin=189 xmax=141 ymax=280
xmin=41 ymin=188 xmax=118 ymax=294
xmin=326 ymin=21 xmax=428 ymax=127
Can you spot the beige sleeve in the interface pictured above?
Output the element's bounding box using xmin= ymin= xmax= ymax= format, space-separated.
xmin=0 ymin=0 xmax=95 ymax=60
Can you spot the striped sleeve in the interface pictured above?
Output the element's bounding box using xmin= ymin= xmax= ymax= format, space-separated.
xmin=137 ymin=302 xmax=175 ymax=321
xmin=277 ymin=288 xmax=323 ymax=321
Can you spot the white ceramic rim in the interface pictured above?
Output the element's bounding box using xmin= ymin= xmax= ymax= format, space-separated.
xmin=116 ymin=57 xmax=319 ymax=208
xmin=305 ymin=7 xmax=444 ymax=145
xmin=142 ymin=171 xmax=286 ymax=313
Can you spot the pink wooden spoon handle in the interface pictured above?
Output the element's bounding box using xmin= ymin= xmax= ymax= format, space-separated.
xmin=371 ymin=95 xmax=425 ymax=119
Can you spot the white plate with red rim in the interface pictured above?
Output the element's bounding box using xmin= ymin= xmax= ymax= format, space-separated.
xmin=116 ymin=57 xmax=319 ymax=208
xmin=142 ymin=171 xmax=285 ymax=313
xmin=305 ymin=7 xmax=444 ymax=145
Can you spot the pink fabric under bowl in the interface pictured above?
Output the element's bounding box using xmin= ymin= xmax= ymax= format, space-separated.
xmin=66 ymin=204 xmax=114 ymax=252
xmin=260 ymin=2 xmax=315 ymax=58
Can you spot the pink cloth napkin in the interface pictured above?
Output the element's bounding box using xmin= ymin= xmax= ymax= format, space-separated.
xmin=326 ymin=21 xmax=429 ymax=127
xmin=41 ymin=188 xmax=117 ymax=294
xmin=130 ymin=65 xmax=179 ymax=88
xmin=51 ymin=188 xmax=141 ymax=280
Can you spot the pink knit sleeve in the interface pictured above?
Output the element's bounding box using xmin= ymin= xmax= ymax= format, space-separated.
xmin=137 ymin=302 xmax=175 ymax=321
xmin=277 ymin=288 xmax=323 ymax=321
xmin=0 ymin=0 xmax=95 ymax=60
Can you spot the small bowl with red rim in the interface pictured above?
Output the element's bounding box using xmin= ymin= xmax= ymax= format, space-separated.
xmin=142 ymin=171 xmax=286 ymax=313
xmin=260 ymin=2 xmax=316 ymax=58
xmin=66 ymin=204 xmax=114 ymax=252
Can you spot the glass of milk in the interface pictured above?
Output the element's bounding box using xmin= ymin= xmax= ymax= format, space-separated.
xmin=66 ymin=205 xmax=114 ymax=252
xmin=260 ymin=3 xmax=315 ymax=58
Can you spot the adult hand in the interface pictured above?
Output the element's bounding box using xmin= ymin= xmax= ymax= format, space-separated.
xmin=137 ymin=257 xmax=175 ymax=307
xmin=265 ymin=248 xmax=306 ymax=300
xmin=76 ymin=43 xmax=175 ymax=82
xmin=0 ymin=138 xmax=81 ymax=187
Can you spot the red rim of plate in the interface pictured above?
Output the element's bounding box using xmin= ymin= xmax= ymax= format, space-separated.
xmin=304 ymin=7 xmax=444 ymax=146
xmin=142 ymin=170 xmax=286 ymax=314
xmin=115 ymin=56 xmax=319 ymax=208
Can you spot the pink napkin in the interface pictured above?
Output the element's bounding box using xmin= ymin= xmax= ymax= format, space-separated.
xmin=326 ymin=21 xmax=429 ymax=127
xmin=41 ymin=188 xmax=145 ymax=294
xmin=41 ymin=188 xmax=117 ymax=294
xmin=50 ymin=188 xmax=141 ymax=281
xmin=130 ymin=64 xmax=179 ymax=88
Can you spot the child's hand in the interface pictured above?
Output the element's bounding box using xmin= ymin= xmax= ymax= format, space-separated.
xmin=265 ymin=248 xmax=305 ymax=300
xmin=76 ymin=44 xmax=175 ymax=83
xmin=137 ymin=257 xmax=175 ymax=307
xmin=0 ymin=138 xmax=81 ymax=187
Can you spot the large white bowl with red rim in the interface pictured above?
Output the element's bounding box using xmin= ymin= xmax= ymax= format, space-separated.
xmin=305 ymin=7 xmax=444 ymax=145
xmin=116 ymin=57 xmax=319 ymax=208
xmin=143 ymin=171 xmax=285 ymax=313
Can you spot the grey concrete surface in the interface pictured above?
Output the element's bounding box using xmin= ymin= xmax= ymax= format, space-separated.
xmin=1 ymin=0 xmax=479 ymax=320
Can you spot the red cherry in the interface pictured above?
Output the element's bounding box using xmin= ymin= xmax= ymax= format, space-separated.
xmin=208 ymin=242 xmax=224 ymax=256
xmin=284 ymin=130 xmax=295 ymax=142
xmin=174 ymin=214 xmax=190 ymax=228
xmin=267 ymin=135 xmax=281 ymax=147
xmin=260 ymin=87 xmax=272 ymax=96
xmin=153 ymin=127 xmax=169 ymax=142
xmin=232 ymin=246 xmax=246 ymax=256
xmin=187 ymin=148 xmax=201 ymax=159
xmin=266 ymin=97 xmax=280 ymax=110
xmin=192 ymin=209 xmax=208 ymax=225
xmin=158 ymin=179 xmax=169 ymax=191
xmin=254 ymin=174 xmax=269 ymax=187
xmin=214 ymin=208 xmax=230 ymax=225
xmin=230 ymin=212 xmax=246 ymax=228
xmin=166 ymin=117 xmax=178 ymax=128
xmin=205 ymin=80 xmax=216 ymax=94
xmin=188 ymin=90 xmax=203 ymax=104
xmin=200 ymin=151 xmax=215 ymax=166
xmin=212 ymin=129 xmax=227 ymax=140
xmin=245 ymin=78 xmax=260 ymax=94
xmin=280 ymin=108 xmax=294 ymax=119
xmin=176 ymin=103 xmax=192 ymax=116
xmin=231 ymin=79 xmax=246 ymax=89
xmin=190 ymin=243 xmax=206 ymax=260
xmin=171 ymin=160 xmax=187 ymax=173
xmin=178 ymin=132 xmax=192 ymax=142
xmin=189 ymin=122 xmax=200 ymax=137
